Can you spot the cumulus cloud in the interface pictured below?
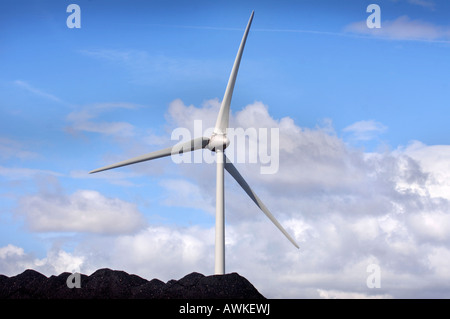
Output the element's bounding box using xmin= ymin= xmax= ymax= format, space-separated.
xmin=159 ymin=178 xmax=215 ymax=214
xmin=167 ymin=98 xmax=220 ymax=136
xmin=0 ymin=244 xmax=84 ymax=277
xmin=401 ymin=141 xmax=450 ymax=200
xmin=136 ymin=99 xmax=450 ymax=298
xmin=4 ymin=98 xmax=450 ymax=298
xmin=110 ymin=226 xmax=214 ymax=278
xmin=17 ymin=188 xmax=147 ymax=234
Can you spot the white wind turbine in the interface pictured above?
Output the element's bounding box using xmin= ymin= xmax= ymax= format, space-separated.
xmin=90 ymin=11 xmax=299 ymax=275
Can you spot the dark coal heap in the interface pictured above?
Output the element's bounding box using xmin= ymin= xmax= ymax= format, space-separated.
xmin=0 ymin=268 xmax=265 ymax=299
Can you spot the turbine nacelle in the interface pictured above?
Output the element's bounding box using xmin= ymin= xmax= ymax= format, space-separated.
xmin=206 ymin=134 xmax=230 ymax=152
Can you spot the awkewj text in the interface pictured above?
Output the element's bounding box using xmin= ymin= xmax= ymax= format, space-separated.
xmin=171 ymin=120 xmax=280 ymax=174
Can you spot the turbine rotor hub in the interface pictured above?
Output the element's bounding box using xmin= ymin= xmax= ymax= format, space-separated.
xmin=206 ymin=134 xmax=230 ymax=152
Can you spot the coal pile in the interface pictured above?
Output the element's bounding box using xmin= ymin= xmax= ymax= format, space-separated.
xmin=0 ymin=268 xmax=265 ymax=299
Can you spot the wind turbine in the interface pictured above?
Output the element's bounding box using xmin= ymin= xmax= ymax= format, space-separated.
xmin=90 ymin=11 xmax=299 ymax=275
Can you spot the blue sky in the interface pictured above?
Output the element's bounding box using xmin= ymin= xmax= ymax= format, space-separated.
xmin=1 ymin=0 xmax=450 ymax=298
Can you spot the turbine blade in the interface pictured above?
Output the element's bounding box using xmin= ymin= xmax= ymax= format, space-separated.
xmin=224 ymin=157 xmax=300 ymax=249
xmin=89 ymin=137 xmax=210 ymax=174
xmin=213 ymin=10 xmax=254 ymax=135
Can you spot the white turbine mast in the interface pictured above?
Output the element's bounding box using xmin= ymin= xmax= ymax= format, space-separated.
xmin=90 ymin=11 xmax=299 ymax=275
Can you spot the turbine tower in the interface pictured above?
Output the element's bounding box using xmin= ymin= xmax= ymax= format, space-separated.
xmin=90 ymin=11 xmax=299 ymax=275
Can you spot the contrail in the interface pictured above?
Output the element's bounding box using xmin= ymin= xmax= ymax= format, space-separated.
xmin=149 ymin=23 xmax=450 ymax=44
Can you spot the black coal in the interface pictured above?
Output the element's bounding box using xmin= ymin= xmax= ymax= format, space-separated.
xmin=0 ymin=268 xmax=265 ymax=299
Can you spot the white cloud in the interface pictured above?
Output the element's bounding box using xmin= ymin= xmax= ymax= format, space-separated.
xmin=343 ymin=120 xmax=387 ymax=142
xmin=401 ymin=141 xmax=450 ymax=200
xmin=72 ymin=121 xmax=135 ymax=137
xmin=409 ymin=212 xmax=450 ymax=242
xmin=159 ymin=178 xmax=215 ymax=214
xmin=17 ymin=189 xmax=147 ymax=234
xmin=13 ymin=80 xmax=63 ymax=103
xmin=0 ymin=166 xmax=62 ymax=180
xmin=167 ymin=98 xmax=220 ymax=136
xmin=0 ymin=244 xmax=25 ymax=259
xmin=0 ymin=137 xmax=38 ymax=160
xmin=35 ymin=249 xmax=85 ymax=274
xmin=66 ymin=102 xmax=140 ymax=138
xmin=109 ymin=226 xmax=214 ymax=279
xmin=5 ymin=98 xmax=450 ymax=298
xmin=427 ymin=247 xmax=450 ymax=280
xmin=0 ymin=244 xmax=38 ymax=276
xmin=345 ymin=16 xmax=450 ymax=42
xmin=0 ymin=244 xmax=84 ymax=277
xmin=136 ymin=99 xmax=450 ymax=298
xmin=318 ymin=289 xmax=392 ymax=299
